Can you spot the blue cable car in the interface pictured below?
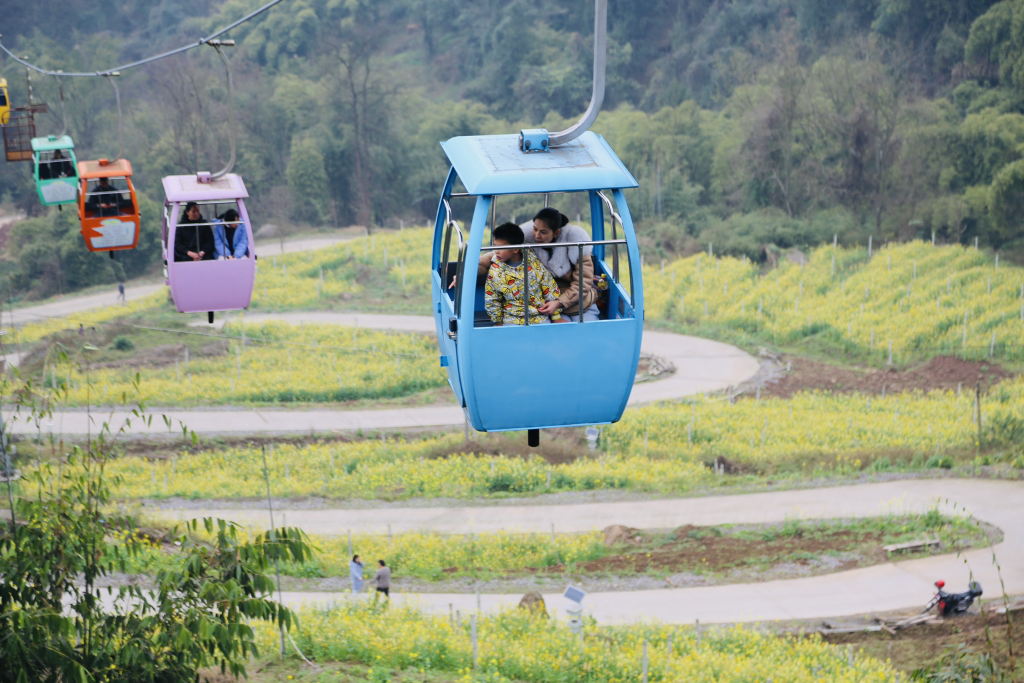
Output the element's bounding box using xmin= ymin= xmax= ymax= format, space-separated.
xmin=430 ymin=0 xmax=641 ymax=444
xmin=432 ymin=132 xmax=642 ymax=440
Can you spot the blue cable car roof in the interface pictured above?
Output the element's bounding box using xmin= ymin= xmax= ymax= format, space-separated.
xmin=31 ymin=135 xmax=75 ymax=152
xmin=440 ymin=131 xmax=637 ymax=195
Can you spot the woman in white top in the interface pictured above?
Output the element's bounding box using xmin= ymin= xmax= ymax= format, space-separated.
xmin=527 ymin=208 xmax=599 ymax=322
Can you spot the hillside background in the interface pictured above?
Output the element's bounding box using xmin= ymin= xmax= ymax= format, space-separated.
xmin=3 ymin=0 xmax=1024 ymax=298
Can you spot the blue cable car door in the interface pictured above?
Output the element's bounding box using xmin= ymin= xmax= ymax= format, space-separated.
xmin=431 ymin=168 xmax=466 ymax=407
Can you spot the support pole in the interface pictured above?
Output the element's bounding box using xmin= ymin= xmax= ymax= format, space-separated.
xmin=260 ymin=445 xmax=285 ymax=660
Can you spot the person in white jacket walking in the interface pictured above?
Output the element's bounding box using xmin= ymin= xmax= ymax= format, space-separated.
xmin=349 ymin=554 xmax=364 ymax=594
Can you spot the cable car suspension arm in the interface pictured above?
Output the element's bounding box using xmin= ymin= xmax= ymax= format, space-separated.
xmin=105 ymin=74 xmax=125 ymax=161
xmin=53 ymin=75 xmax=68 ymax=138
xmin=549 ymin=0 xmax=607 ymax=147
xmin=210 ymin=42 xmax=237 ymax=179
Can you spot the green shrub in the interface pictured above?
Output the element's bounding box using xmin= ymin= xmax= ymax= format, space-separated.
xmin=925 ymin=455 xmax=954 ymax=469
xmin=112 ymin=335 xmax=135 ymax=351
xmin=911 ymin=645 xmax=1010 ymax=682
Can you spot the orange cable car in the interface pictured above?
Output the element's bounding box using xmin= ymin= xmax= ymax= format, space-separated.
xmin=76 ymin=158 xmax=140 ymax=255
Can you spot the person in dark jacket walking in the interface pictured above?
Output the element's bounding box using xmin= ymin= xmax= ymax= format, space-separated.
xmin=371 ymin=559 xmax=391 ymax=599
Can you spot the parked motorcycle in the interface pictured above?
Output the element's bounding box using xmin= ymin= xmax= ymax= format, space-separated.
xmin=923 ymin=580 xmax=983 ymax=616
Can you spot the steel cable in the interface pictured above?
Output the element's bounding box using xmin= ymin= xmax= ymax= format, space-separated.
xmin=0 ymin=0 xmax=285 ymax=78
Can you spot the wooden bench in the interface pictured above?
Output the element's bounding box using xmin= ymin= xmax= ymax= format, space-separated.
xmin=883 ymin=538 xmax=940 ymax=553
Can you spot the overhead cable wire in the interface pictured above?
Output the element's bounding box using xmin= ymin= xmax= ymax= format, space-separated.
xmin=0 ymin=0 xmax=285 ymax=78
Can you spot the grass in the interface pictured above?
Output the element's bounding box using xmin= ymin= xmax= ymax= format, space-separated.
xmin=199 ymin=658 xmax=463 ymax=683
xmin=315 ymin=255 xmax=431 ymax=316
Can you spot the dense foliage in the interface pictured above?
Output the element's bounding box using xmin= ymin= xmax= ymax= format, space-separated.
xmin=3 ymin=0 xmax=1024 ymax=299
xmin=0 ymin=366 xmax=311 ymax=682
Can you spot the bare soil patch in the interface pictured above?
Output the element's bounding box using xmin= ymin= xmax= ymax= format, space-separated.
xmin=427 ymin=428 xmax=594 ymax=465
xmin=90 ymin=341 xmax=229 ymax=370
xmin=760 ymin=355 xmax=1014 ymax=399
xmin=574 ymin=527 xmax=871 ymax=575
xmin=823 ymin=607 xmax=1024 ymax=675
xmin=433 ymin=517 xmax=995 ymax=582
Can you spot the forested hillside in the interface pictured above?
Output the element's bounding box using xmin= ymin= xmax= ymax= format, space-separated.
xmin=3 ymin=0 xmax=1024 ymax=298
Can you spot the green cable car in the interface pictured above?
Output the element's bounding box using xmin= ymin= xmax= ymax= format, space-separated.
xmin=32 ymin=135 xmax=79 ymax=206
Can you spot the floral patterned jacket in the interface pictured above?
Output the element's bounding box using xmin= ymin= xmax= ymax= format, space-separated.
xmin=484 ymin=251 xmax=560 ymax=325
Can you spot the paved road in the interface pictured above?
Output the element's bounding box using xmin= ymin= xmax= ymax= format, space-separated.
xmin=253 ymin=235 xmax=355 ymax=256
xmin=4 ymin=234 xmax=355 ymax=329
xmin=195 ymin=478 xmax=1021 ymax=624
xmin=16 ymin=320 xmax=758 ymax=436
xmin=208 ymin=313 xmax=758 ymax=405
xmin=13 ymin=298 xmax=758 ymax=436
xmin=7 ymin=283 xmax=166 ymax=328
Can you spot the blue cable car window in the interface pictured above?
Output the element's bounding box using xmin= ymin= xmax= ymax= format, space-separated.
xmin=439 ymin=199 xmax=464 ymax=303
xmin=466 ymin=189 xmax=635 ymax=325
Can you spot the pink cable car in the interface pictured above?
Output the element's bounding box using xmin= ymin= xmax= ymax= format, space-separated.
xmin=162 ymin=171 xmax=256 ymax=324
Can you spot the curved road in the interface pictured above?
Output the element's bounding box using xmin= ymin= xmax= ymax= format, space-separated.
xmin=13 ymin=312 xmax=761 ymax=436
xmin=239 ymin=478 xmax=1023 ymax=624
xmin=10 ymin=271 xmax=1018 ymax=626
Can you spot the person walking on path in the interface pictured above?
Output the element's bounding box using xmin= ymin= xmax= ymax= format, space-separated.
xmin=349 ymin=554 xmax=364 ymax=595
xmin=371 ymin=559 xmax=391 ymax=599
xmin=117 ymin=282 xmax=125 ymax=303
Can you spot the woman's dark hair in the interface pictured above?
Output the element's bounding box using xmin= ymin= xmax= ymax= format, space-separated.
xmin=378 ymin=559 xmax=387 ymax=567
xmin=183 ymin=202 xmax=200 ymax=216
xmin=493 ymin=222 xmax=524 ymax=244
xmin=352 ymin=555 xmax=360 ymax=563
xmin=533 ymin=208 xmax=569 ymax=232
xmin=220 ymin=208 xmax=240 ymax=222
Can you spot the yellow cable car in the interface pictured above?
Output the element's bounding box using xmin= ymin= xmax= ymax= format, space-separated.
xmin=0 ymin=78 xmax=10 ymax=124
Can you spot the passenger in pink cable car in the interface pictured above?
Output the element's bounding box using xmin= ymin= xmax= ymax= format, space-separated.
xmin=174 ymin=202 xmax=216 ymax=262
xmin=213 ymin=208 xmax=249 ymax=259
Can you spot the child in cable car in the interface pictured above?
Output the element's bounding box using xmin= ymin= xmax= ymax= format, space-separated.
xmin=484 ymin=222 xmax=561 ymax=326
xmin=174 ymin=202 xmax=216 ymax=262
xmin=213 ymin=208 xmax=249 ymax=259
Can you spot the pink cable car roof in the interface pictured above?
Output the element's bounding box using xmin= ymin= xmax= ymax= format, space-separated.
xmin=162 ymin=173 xmax=249 ymax=202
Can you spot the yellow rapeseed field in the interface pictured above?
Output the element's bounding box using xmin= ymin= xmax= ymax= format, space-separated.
xmin=253 ymin=602 xmax=895 ymax=682
xmin=96 ymin=436 xmax=711 ymax=500
xmin=124 ymin=522 xmax=607 ymax=578
xmin=71 ymin=378 xmax=1024 ymax=501
xmin=15 ymin=291 xmax=166 ymax=344
xmin=250 ymin=229 xmax=430 ymax=309
xmin=642 ymin=240 xmax=1024 ymax=362
xmin=50 ymin=320 xmax=445 ymax=405
xmin=297 ymin=529 xmax=605 ymax=577
xmin=603 ymin=377 xmax=1024 ymax=469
